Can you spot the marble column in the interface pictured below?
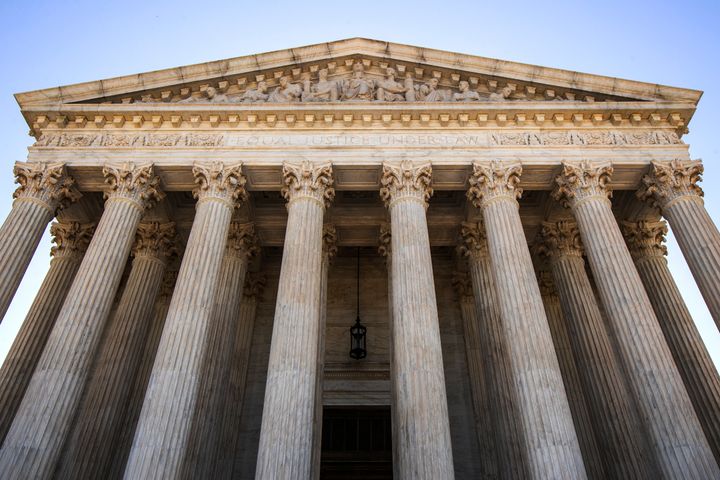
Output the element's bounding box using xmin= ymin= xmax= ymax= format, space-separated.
xmin=0 ymin=221 xmax=94 ymax=444
xmin=183 ymin=222 xmax=256 ymax=479
xmin=378 ymin=224 xmax=400 ymax=480
xmin=451 ymin=271 xmax=499 ymax=480
xmin=0 ymin=162 xmax=80 ymax=322
xmin=458 ymin=221 xmax=527 ymax=479
xmin=622 ymin=219 xmax=720 ymax=464
xmin=108 ymin=266 xmax=179 ymax=480
xmin=57 ymin=222 xmax=176 ymax=480
xmin=466 ymin=161 xmax=586 ymax=479
xmin=379 ymin=161 xmax=454 ymax=479
xmin=0 ymin=162 xmax=162 ymax=479
xmin=537 ymin=221 xmax=657 ymax=478
xmin=553 ymin=160 xmax=720 ymax=478
xmin=255 ymin=160 xmax=334 ymax=480
xmin=216 ymin=273 xmax=266 ymax=480
xmin=310 ymin=225 xmax=337 ymax=480
xmin=638 ymin=159 xmax=720 ymax=329
xmin=124 ymin=162 xmax=247 ymax=480
xmin=535 ymin=269 xmax=605 ymax=480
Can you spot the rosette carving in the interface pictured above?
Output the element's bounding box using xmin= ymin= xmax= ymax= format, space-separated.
xmin=281 ymin=160 xmax=335 ymax=207
xmin=620 ymin=220 xmax=668 ymax=260
xmin=226 ymin=222 xmax=258 ymax=258
xmin=457 ymin=221 xmax=489 ymax=259
xmin=103 ymin=162 xmax=165 ymax=210
xmin=537 ymin=221 xmax=584 ymax=259
xmin=243 ymin=272 xmax=267 ymax=299
xmin=466 ymin=160 xmax=522 ymax=209
xmin=452 ymin=271 xmax=474 ymax=302
xmin=13 ymin=162 xmax=81 ymax=214
xmin=133 ymin=222 xmax=177 ymax=260
xmin=637 ymin=159 xmax=704 ymax=210
xmin=192 ymin=162 xmax=248 ymax=207
xmin=50 ymin=221 xmax=95 ymax=258
xmin=379 ymin=160 xmax=432 ymax=208
xmin=322 ymin=224 xmax=338 ymax=259
xmin=552 ymin=160 xmax=613 ymax=209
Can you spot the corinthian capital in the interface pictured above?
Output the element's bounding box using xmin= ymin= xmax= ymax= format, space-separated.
xmin=637 ymin=159 xmax=704 ymax=210
xmin=552 ymin=160 xmax=613 ymax=209
xmin=379 ymin=161 xmax=432 ymax=208
xmin=243 ymin=272 xmax=267 ymax=299
xmin=536 ymin=269 xmax=557 ymax=297
xmin=466 ymin=161 xmax=522 ymax=209
xmin=537 ymin=221 xmax=584 ymax=259
xmin=458 ymin=221 xmax=489 ymax=259
xmin=192 ymin=162 xmax=248 ymax=208
xmin=378 ymin=223 xmax=392 ymax=261
xmin=133 ymin=222 xmax=177 ymax=260
xmin=322 ymin=224 xmax=338 ymax=259
xmin=620 ymin=220 xmax=668 ymax=260
xmin=226 ymin=222 xmax=258 ymax=258
xmin=50 ymin=221 xmax=95 ymax=259
xmin=103 ymin=162 xmax=165 ymax=211
xmin=281 ymin=160 xmax=335 ymax=208
xmin=452 ymin=271 xmax=474 ymax=303
xmin=13 ymin=162 xmax=81 ymax=214
xmin=158 ymin=268 xmax=179 ymax=303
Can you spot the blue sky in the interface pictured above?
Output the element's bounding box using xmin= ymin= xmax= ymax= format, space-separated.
xmin=0 ymin=0 xmax=718 ymax=367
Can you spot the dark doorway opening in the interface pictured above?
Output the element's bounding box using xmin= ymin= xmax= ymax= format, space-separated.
xmin=320 ymin=406 xmax=393 ymax=479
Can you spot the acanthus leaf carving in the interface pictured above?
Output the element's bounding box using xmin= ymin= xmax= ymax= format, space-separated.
xmin=281 ymin=160 xmax=335 ymax=207
xmin=536 ymin=269 xmax=557 ymax=297
xmin=458 ymin=221 xmax=489 ymax=259
xmin=103 ymin=162 xmax=165 ymax=210
xmin=322 ymin=224 xmax=338 ymax=259
xmin=13 ymin=162 xmax=81 ymax=214
xmin=451 ymin=271 xmax=474 ymax=302
xmin=226 ymin=222 xmax=258 ymax=258
xmin=50 ymin=221 xmax=96 ymax=258
xmin=378 ymin=223 xmax=392 ymax=261
xmin=552 ymin=160 xmax=613 ymax=209
xmin=192 ymin=162 xmax=248 ymax=207
xmin=243 ymin=272 xmax=267 ymax=299
xmin=133 ymin=222 xmax=177 ymax=260
xmin=637 ymin=159 xmax=704 ymax=210
xmin=466 ymin=160 xmax=522 ymax=208
xmin=620 ymin=220 xmax=668 ymax=260
xmin=379 ymin=160 xmax=433 ymax=208
xmin=537 ymin=221 xmax=584 ymax=259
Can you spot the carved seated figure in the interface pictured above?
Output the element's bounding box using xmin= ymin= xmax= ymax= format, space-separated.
xmin=417 ymin=78 xmax=451 ymax=102
xmin=375 ymin=68 xmax=406 ymax=102
xmin=238 ymin=81 xmax=269 ymax=103
xmin=179 ymin=86 xmax=230 ymax=103
xmin=452 ymin=81 xmax=481 ymax=102
xmin=488 ymin=85 xmax=514 ymax=102
xmin=267 ymin=76 xmax=303 ymax=103
xmin=341 ymin=62 xmax=375 ymax=101
xmin=302 ymin=69 xmax=339 ymax=102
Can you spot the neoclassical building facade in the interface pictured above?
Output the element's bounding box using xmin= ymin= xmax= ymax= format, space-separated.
xmin=0 ymin=38 xmax=718 ymax=479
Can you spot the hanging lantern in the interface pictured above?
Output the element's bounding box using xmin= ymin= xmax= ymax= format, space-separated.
xmin=349 ymin=248 xmax=367 ymax=360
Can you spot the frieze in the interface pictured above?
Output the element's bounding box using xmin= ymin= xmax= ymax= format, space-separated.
xmin=36 ymin=132 xmax=224 ymax=148
xmin=489 ymin=130 xmax=681 ymax=146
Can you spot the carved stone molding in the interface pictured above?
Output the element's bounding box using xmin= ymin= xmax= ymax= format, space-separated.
xmin=620 ymin=220 xmax=668 ymax=260
xmin=457 ymin=221 xmax=489 ymax=259
xmin=378 ymin=223 xmax=391 ymax=261
xmin=49 ymin=221 xmax=95 ymax=258
xmin=637 ymin=159 xmax=704 ymax=210
xmin=102 ymin=162 xmax=165 ymax=211
xmin=466 ymin=160 xmax=522 ymax=209
xmin=552 ymin=160 xmax=613 ymax=209
xmin=133 ymin=222 xmax=177 ymax=260
xmin=243 ymin=272 xmax=267 ymax=299
xmin=537 ymin=221 xmax=584 ymax=259
xmin=192 ymin=161 xmax=248 ymax=208
xmin=281 ymin=160 xmax=335 ymax=207
xmin=226 ymin=222 xmax=258 ymax=258
xmin=13 ymin=162 xmax=81 ymax=214
xmin=451 ymin=271 xmax=474 ymax=303
xmin=379 ymin=160 xmax=432 ymax=208
xmin=322 ymin=224 xmax=338 ymax=259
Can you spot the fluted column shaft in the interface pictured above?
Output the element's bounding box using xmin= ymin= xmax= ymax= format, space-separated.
xmin=639 ymin=159 xmax=720 ymax=328
xmin=108 ymin=268 xmax=177 ymax=480
xmin=0 ymin=163 xmax=162 ymax=479
xmin=57 ymin=222 xmax=175 ymax=480
xmin=215 ymin=273 xmax=265 ymax=480
xmin=0 ymin=163 xmax=80 ymax=322
xmin=182 ymin=223 xmax=254 ymax=479
xmin=467 ymin=161 xmax=586 ymax=479
xmin=623 ymin=220 xmax=720 ymax=465
xmin=0 ymin=222 xmax=93 ymax=445
xmin=539 ymin=221 xmax=656 ymax=478
xmin=124 ymin=162 xmax=247 ymax=480
xmin=537 ymin=273 xmax=605 ymax=480
xmin=554 ymin=161 xmax=720 ymax=478
xmin=255 ymin=161 xmax=334 ymax=480
xmin=380 ymin=161 xmax=454 ymax=479
xmin=452 ymin=272 xmax=500 ymax=479
xmin=459 ymin=223 xmax=527 ymax=478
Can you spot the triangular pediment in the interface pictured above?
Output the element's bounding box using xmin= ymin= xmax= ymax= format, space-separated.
xmin=15 ymin=38 xmax=701 ymax=109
